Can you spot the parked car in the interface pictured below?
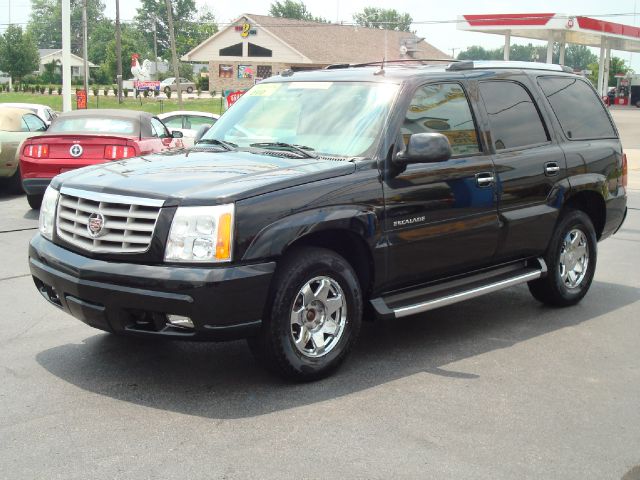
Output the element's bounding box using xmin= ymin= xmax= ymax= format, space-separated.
xmin=0 ymin=107 xmax=47 ymax=193
xmin=20 ymin=109 xmax=183 ymax=209
xmin=160 ymin=77 xmax=196 ymax=94
xmin=0 ymin=103 xmax=57 ymax=126
xmin=157 ymin=111 xmax=219 ymax=146
xmin=28 ymin=61 xmax=627 ymax=381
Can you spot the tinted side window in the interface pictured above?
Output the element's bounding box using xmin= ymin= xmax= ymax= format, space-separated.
xmin=479 ymin=81 xmax=549 ymax=150
xmin=402 ymin=83 xmax=480 ymax=156
xmin=537 ymin=76 xmax=616 ymax=140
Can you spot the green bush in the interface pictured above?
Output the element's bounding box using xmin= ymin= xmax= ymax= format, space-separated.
xmin=103 ymin=87 xmax=109 ymax=96
xmin=92 ymin=87 xmax=99 ymax=97
xmin=196 ymin=87 xmax=202 ymax=97
xmin=165 ymin=89 xmax=172 ymax=99
xmin=48 ymin=86 xmax=53 ymax=95
xmin=153 ymin=89 xmax=160 ymax=97
xmin=143 ymin=89 xmax=149 ymax=98
xmin=40 ymin=86 xmax=45 ymax=94
xmin=123 ymin=88 xmax=129 ymax=98
xmin=57 ymin=86 xmax=62 ymax=95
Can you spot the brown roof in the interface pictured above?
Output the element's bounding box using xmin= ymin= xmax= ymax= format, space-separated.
xmin=209 ymin=14 xmax=449 ymax=65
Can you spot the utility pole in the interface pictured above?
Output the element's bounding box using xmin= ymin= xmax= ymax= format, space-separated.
xmin=165 ymin=0 xmax=182 ymax=106
xmin=115 ymin=0 xmax=123 ymax=103
xmin=82 ymin=0 xmax=89 ymax=100
xmin=61 ymin=0 xmax=72 ymax=111
xmin=450 ymin=48 xmax=458 ymax=59
xmin=152 ymin=15 xmax=159 ymax=80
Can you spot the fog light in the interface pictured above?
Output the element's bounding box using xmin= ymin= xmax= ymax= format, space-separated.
xmin=166 ymin=314 xmax=194 ymax=329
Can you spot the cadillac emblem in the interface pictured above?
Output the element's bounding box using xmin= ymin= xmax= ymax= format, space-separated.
xmin=69 ymin=144 xmax=83 ymax=157
xmin=87 ymin=213 xmax=105 ymax=237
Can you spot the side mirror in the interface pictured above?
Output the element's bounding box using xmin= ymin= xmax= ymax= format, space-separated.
xmin=194 ymin=125 xmax=210 ymax=144
xmin=171 ymin=130 xmax=184 ymax=139
xmin=395 ymin=133 xmax=452 ymax=164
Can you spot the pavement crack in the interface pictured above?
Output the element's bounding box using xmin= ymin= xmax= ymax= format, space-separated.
xmin=0 ymin=274 xmax=31 ymax=282
xmin=0 ymin=227 xmax=38 ymax=234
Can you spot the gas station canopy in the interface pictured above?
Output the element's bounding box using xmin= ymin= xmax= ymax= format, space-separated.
xmin=457 ymin=13 xmax=640 ymax=97
xmin=458 ymin=13 xmax=640 ymax=52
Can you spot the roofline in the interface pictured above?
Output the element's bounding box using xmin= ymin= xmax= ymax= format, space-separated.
xmin=243 ymin=14 xmax=311 ymax=63
xmin=40 ymin=50 xmax=97 ymax=67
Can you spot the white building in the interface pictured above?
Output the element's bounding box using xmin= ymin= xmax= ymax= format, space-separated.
xmin=38 ymin=49 xmax=97 ymax=79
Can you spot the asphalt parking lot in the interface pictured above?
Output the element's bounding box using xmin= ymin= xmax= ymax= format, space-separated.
xmin=1 ymin=110 xmax=639 ymax=479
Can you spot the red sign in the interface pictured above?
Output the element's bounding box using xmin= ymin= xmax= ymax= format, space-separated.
xmin=134 ymin=80 xmax=161 ymax=91
xmin=225 ymin=90 xmax=247 ymax=108
xmin=76 ymin=89 xmax=87 ymax=109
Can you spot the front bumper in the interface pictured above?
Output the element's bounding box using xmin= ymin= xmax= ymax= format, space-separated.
xmin=29 ymin=234 xmax=275 ymax=341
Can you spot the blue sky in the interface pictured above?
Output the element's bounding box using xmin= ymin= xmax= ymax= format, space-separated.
xmin=2 ymin=0 xmax=639 ymax=70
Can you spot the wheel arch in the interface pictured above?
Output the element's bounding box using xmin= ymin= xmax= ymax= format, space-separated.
xmin=241 ymin=208 xmax=378 ymax=296
xmin=564 ymin=188 xmax=606 ymax=239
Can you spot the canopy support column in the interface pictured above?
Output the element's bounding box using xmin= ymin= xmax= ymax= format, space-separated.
xmin=559 ymin=37 xmax=566 ymax=65
xmin=504 ymin=31 xmax=511 ymax=61
xmin=604 ymin=46 xmax=611 ymax=96
xmin=546 ymin=30 xmax=554 ymax=63
xmin=597 ymin=39 xmax=606 ymax=97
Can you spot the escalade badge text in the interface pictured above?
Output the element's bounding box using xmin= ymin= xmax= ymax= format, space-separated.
xmin=393 ymin=216 xmax=426 ymax=228
xmin=87 ymin=213 xmax=106 ymax=237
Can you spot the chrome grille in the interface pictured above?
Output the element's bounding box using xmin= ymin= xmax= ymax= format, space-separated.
xmin=56 ymin=187 xmax=164 ymax=254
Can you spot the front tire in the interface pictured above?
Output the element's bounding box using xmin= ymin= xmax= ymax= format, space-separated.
xmin=186 ymin=86 xmax=193 ymax=94
xmin=528 ymin=209 xmax=597 ymax=307
xmin=248 ymin=247 xmax=362 ymax=382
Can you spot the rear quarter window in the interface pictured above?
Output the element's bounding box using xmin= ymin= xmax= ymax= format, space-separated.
xmin=537 ymin=76 xmax=616 ymax=140
xmin=479 ymin=80 xmax=549 ymax=150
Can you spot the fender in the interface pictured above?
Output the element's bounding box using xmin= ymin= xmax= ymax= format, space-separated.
xmin=241 ymin=205 xmax=379 ymax=261
xmin=566 ymin=173 xmax=609 ymax=200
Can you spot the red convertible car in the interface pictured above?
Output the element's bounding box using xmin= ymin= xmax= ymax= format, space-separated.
xmin=20 ymin=109 xmax=183 ymax=208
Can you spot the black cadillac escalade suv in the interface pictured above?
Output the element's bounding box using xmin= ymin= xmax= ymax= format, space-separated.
xmin=29 ymin=61 xmax=628 ymax=381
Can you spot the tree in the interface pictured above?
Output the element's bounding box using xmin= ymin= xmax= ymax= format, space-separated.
xmin=563 ymin=45 xmax=597 ymax=71
xmin=269 ymin=0 xmax=327 ymax=22
xmin=0 ymin=25 xmax=40 ymax=83
xmin=457 ymin=45 xmax=501 ymax=61
xmin=102 ymin=25 xmax=151 ymax=82
xmin=134 ymin=0 xmax=218 ymax=59
xmin=588 ymin=57 xmax=634 ymax=87
xmin=353 ymin=7 xmax=412 ymax=32
xmin=27 ymin=0 xmax=106 ymax=54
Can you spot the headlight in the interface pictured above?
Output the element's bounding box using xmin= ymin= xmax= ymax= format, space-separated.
xmin=164 ymin=204 xmax=234 ymax=263
xmin=39 ymin=186 xmax=59 ymax=240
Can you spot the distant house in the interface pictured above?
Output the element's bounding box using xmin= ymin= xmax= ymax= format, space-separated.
xmin=38 ymin=49 xmax=97 ymax=78
xmin=182 ymin=13 xmax=449 ymax=92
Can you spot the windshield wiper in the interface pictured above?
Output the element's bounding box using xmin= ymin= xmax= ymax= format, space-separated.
xmin=249 ymin=142 xmax=317 ymax=159
xmin=195 ymin=138 xmax=237 ymax=151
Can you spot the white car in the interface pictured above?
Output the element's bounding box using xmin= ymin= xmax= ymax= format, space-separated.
xmin=0 ymin=103 xmax=57 ymax=127
xmin=157 ymin=111 xmax=219 ymax=146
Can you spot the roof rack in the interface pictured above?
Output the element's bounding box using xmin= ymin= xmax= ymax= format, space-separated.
xmin=324 ymin=58 xmax=456 ymax=70
xmin=446 ymin=60 xmax=574 ymax=73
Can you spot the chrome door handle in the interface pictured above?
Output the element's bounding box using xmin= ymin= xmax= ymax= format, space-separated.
xmin=476 ymin=172 xmax=494 ymax=187
xmin=545 ymin=162 xmax=560 ymax=176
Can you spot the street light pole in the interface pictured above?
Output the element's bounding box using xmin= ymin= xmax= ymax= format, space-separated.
xmin=115 ymin=0 xmax=123 ymax=103
xmin=82 ymin=0 xmax=89 ymax=99
xmin=61 ymin=0 xmax=72 ymax=111
xmin=165 ymin=0 xmax=182 ymax=106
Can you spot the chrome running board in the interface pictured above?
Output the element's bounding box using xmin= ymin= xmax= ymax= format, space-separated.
xmin=371 ymin=258 xmax=547 ymax=319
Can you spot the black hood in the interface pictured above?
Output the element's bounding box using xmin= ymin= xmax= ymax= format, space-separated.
xmin=51 ymin=149 xmax=355 ymax=206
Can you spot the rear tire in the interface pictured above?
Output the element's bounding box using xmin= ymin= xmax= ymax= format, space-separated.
xmin=27 ymin=194 xmax=43 ymax=210
xmin=186 ymin=86 xmax=193 ymax=94
xmin=247 ymin=247 xmax=362 ymax=382
xmin=6 ymin=168 xmax=23 ymax=194
xmin=528 ymin=209 xmax=597 ymax=307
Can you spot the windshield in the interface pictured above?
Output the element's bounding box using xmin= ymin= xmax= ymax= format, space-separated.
xmin=50 ymin=117 xmax=137 ymax=135
xmin=202 ymin=81 xmax=399 ymax=157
